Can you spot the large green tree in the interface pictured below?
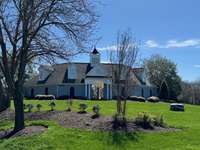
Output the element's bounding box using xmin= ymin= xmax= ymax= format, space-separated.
xmin=144 ymin=55 xmax=182 ymax=100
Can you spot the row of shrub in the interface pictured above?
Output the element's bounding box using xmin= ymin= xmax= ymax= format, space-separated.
xmin=128 ymin=96 xmax=160 ymax=103
xmin=24 ymin=102 xmax=101 ymax=119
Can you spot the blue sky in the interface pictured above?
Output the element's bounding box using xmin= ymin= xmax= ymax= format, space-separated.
xmin=74 ymin=0 xmax=200 ymax=81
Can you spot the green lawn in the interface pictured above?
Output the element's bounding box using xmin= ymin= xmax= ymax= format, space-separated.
xmin=1 ymin=100 xmax=200 ymax=150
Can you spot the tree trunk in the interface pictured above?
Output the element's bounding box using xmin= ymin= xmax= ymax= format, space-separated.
xmin=13 ymin=86 xmax=25 ymax=132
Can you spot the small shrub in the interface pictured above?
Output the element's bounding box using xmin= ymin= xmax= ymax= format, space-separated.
xmin=135 ymin=112 xmax=154 ymax=129
xmin=23 ymin=104 xmax=27 ymax=111
xmin=26 ymin=104 xmax=34 ymax=113
xmin=48 ymin=102 xmax=56 ymax=111
xmin=147 ymin=96 xmax=159 ymax=103
xmin=36 ymin=104 xmax=42 ymax=111
xmin=66 ymin=99 xmax=73 ymax=112
xmin=112 ymin=114 xmax=127 ymax=130
xmin=91 ymin=104 xmax=100 ymax=119
xmin=153 ymin=115 xmax=165 ymax=127
xmin=35 ymin=95 xmax=55 ymax=100
xmin=135 ymin=112 xmax=166 ymax=129
xmin=78 ymin=103 xmax=88 ymax=114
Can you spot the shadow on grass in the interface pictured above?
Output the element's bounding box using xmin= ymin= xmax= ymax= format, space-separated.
xmin=108 ymin=130 xmax=139 ymax=146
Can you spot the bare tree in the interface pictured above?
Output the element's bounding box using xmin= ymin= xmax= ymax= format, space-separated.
xmin=0 ymin=0 xmax=97 ymax=134
xmin=110 ymin=30 xmax=139 ymax=119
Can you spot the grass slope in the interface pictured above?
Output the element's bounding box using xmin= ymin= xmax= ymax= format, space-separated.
xmin=0 ymin=100 xmax=200 ymax=150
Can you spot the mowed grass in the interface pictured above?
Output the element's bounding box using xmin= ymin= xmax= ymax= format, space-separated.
xmin=0 ymin=100 xmax=200 ymax=150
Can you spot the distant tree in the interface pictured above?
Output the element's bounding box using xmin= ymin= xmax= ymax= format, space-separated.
xmin=179 ymin=81 xmax=200 ymax=104
xmin=110 ymin=29 xmax=139 ymax=119
xmin=0 ymin=0 xmax=97 ymax=134
xmin=144 ymin=55 xmax=182 ymax=100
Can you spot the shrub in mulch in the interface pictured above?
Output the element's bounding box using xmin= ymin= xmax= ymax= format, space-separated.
xmin=66 ymin=99 xmax=73 ymax=112
xmin=112 ymin=114 xmax=127 ymax=130
xmin=36 ymin=104 xmax=42 ymax=111
xmin=134 ymin=112 xmax=166 ymax=129
xmin=78 ymin=103 xmax=88 ymax=114
xmin=91 ymin=104 xmax=100 ymax=119
xmin=26 ymin=104 xmax=34 ymax=113
xmin=48 ymin=102 xmax=56 ymax=111
xmin=147 ymin=96 xmax=160 ymax=103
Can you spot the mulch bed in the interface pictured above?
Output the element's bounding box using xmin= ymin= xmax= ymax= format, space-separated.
xmin=0 ymin=110 xmax=179 ymax=137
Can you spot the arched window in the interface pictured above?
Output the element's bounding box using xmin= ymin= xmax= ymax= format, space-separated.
xmin=31 ymin=88 xmax=34 ymax=98
xmin=70 ymin=87 xmax=75 ymax=98
xmin=45 ymin=87 xmax=48 ymax=95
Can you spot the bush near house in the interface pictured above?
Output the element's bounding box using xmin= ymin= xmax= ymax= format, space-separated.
xmin=35 ymin=95 xmax=55 ymax=100
xmin=147 ymin=96 xmax=160 ymax=103
xmin=128 ymin=96 xmax=146 ymax=102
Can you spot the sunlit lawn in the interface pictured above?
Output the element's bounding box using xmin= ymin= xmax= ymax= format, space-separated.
xmin=1 ymin=100 xmax=200 ymax=150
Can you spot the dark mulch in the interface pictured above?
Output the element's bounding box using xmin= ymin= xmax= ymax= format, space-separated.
xmin=1 ymin=110 xmax=179 ymax=133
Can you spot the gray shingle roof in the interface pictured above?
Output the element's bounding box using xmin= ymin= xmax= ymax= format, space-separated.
xmin=24 ymin=62 xmax=144 ymax=86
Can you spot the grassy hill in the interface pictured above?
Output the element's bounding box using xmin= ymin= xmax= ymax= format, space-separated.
xmin=1 ymin=100 xmax=200 ymax=150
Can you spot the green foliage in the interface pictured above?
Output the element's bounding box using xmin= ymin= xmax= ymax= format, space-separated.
xmin=144 ymin=55 xmax=182 ymax=99
xmin=147 ymin=96 xmax=160 ymax=103
xmin=78 ymin=103 xmax=88 ymax=113
xmin=112 ymin=114 xmax=127 ymax=130
xmin=153 ymin=115 xmax=165 ymax=127
xmin=135 ymin=112 xmax=155 ymax=129
xmin=3 ymin=100 xmax=200 ymax=149
xmin=26 ymin=104 xmax=34 ymax=113
xmin=135 ymin=112 xmax=166 ymax=129
xmin=66 ymin=99 xmax=73 ymax=112
xmin=36 ymin=104 xmax=42 ymax=111
xmin=48 ymin=102 xmax=56 ymax=111
xmin=91 ymin=104 xmax=100 ymax=119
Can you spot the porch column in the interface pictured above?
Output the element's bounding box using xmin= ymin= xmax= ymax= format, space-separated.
xmin=88 ymin=84 xmax=91 ymax=100
xmin=110 ymin=84 xmax=112 ymax=99
xmin=85 ymin=84 xmax=87 ymax=98
xmin=106 ymin=84 xmax=109 ymax=100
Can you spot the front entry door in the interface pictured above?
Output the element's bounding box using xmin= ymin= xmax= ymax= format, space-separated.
xmin=70 ymin=87 xmax=75 ymax=98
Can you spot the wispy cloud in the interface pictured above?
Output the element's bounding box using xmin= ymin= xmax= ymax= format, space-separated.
xmin=194 ymin=64 xmax=200 ymax=68
xmin=98 ymin=45 xmax=117 ymax=51
xmin=145 ymin=39 xmax=200 ymax=49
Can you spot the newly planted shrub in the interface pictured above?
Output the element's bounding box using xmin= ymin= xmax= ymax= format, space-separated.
xmin=27 ymin=104 xmax=34 ymax=113
xmin=78 ymin=103 xmax=88 ymax=114
xmin=153 ymin=115 xmax=165 ymax=127
xmin=112 ymin=114 xmax=127 ymax=130
xmin=36 ymin=104 xmax=42 ymax=111
xmin=91 ymin=104 xmax=100 ymax=119
xmin=66 ymin=99 xmax=73 ymax=112
xmin=135 ymin=112 xmax=154 ymax=129
xmin=135 ymin=112 xmax=166 ymax=129
xmin=49 ymin=102 xmax=56 ymax=111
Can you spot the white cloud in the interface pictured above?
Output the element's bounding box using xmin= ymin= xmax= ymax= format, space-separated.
xmin=98 ymin=45 xmax=117 ymax=51
xmin=144 ymin=39 xmax=200 ymax=49
xmin=145 ymin=40 xmax=160 ymax=48
xmin=194 ymin=65 xmax=200 ymax=68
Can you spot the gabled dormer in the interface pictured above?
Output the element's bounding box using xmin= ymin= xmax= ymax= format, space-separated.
xmin=38 ymin=65 xmax=54 ymax=81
